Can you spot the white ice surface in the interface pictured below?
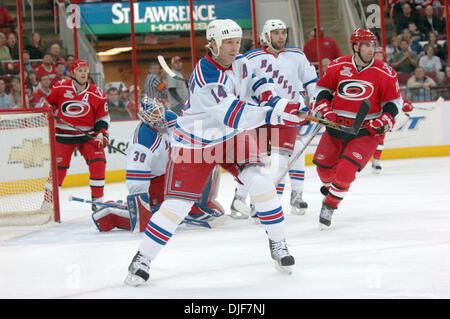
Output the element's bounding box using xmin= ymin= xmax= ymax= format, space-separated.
xmin=1 ymin=157 xmax=449 ymax=299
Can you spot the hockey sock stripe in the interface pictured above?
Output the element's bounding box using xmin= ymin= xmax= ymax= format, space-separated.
xmin=289 ymin=170 xmax=305 ymax=180
xmin=328 ymin=183 xmax=348 ymax=200
xmin=144 ymin=220 xmax=173 ymax=245
xmin=257 ymin=206 xmax=285 ymax=225
xmin=276 ymin=183 xmax=285 ymax=195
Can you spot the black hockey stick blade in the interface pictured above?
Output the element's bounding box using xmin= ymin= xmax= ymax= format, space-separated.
xmin=297 ymin=99 xmax=370 ymax=135
xmin=349 ymin=98 xmax=371 ymax=134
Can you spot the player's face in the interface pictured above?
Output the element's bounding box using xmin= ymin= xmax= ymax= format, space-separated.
xmin=356 ymin=42 xmax=375 ymax=64
xmin=270 ymin=29 xmax=287 ymax=50
xmin=216 ymin=37 xmax=241 ymax=67
xmin=72 ymin=66 xmax=89 ymax=85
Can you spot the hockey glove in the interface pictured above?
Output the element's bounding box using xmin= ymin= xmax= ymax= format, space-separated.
xmin=366 ymin=112 xmax=395 ymax=135
xmin=311 ymin=99 xmax=337 ymax=123
xmin=402 ymin=99 xmax=414 ymax=113
xmin=251 ymin=76 xmax=276 ymax=103
xmin=264 ymin=96 xmax=301 ymax=126
xmin=93 ymin=129 xmax=109 ymax=149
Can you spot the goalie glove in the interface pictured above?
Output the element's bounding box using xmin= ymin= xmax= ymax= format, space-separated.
xmin=264 ymin=96 xmax=302 ymax=126
xmin=366 ymin=112 xmax=395 ymax=135
xmin=93 ymin=129 xmax=109 ymax=150
xmin=251 ymin=76 xmax=276 ymax=103
xmin=311 ymin=99 xmax=337 ymax=122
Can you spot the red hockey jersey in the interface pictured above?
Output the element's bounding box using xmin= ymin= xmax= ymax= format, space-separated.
xmin=45 ymin=79 xmax=110 ymax=143
xmin=317 ymin=55 xmax=401 ymax=121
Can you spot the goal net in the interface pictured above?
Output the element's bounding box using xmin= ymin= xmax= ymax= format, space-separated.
xmin=0 ymin=107 xmax=60 ymax=226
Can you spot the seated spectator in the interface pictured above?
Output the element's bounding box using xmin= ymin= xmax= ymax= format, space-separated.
xmin=64 ymin=54 xmax=75 ymax=76
xmin=391 ymin=39 xmax=419 ymax=73
xmin=419 ymin=44 xmax=443 ymax=75
xmin=107 ymin=86 xmax=129 ymax=120
xmin=389 ymin=0 xmax=415 ymax=26
xmin=402 ymin=29 xmax=424 ymax=55
xmin=386 ymin=34 xmax=401 ymax=63
xmin=408 ymin=21 xmax=425 ymax=41
xmin=8 ymin=77 xmax=22 ymax=108
xmin=441 ymin=65 xmax=450 ymax=86
xmin=35 ymin=52 xmax=56 ymax=81
xmin=406 ymin=66 xmax=437 ymax=101
xmin=23 ymin=51 xmax=34 ymax=73
xmin=6 ymin=32 xmax=18 ymax=59
xmin=126 ymin=85 xmax=140 ymax=120
xmin=418 ymin=5 xmax=444 ymax=36
xmin=395 ymin=3 xmax=420 ymax=35
xmin=48 ymin=43 xmax=65 ymax=65
xmin=30 ymin=74 xmax=52 ymax=107
xmin=425 ymin=31 xmax=446 ymax=62
xmin=0 ymin=32 xmax=11 ymax=60
xmin=0 ymin=5 xmax=14 ymax=29
xmin=0 ymin=78 xmax=13 ymax=109
xmin=50 ymin=61 xmax=67 ymax=87
xmin=303 ymin=27 xmax=342 ymax=67
xmin=25 ymin=32 xmax=44 ymax=60
xmin=26 ymin=70 xmax=39 ymax=92
xmin=119 ymin=86 xmax=129 ymax=105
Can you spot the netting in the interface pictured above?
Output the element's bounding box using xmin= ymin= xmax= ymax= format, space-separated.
xmin=0 ymin=111 xmax=56 ymax=226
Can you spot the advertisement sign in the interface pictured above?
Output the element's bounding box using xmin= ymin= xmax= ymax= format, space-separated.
xmin=78 ymin=0 xmax=252 ymax=35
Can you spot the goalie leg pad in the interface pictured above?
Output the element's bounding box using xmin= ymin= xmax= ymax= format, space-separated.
xmin=127 ymin=193 xmax=151 ymax=232
xmin=92 ymin=201 xmax=134 ymax=232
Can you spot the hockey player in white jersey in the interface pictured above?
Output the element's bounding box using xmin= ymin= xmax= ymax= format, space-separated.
xmin=230 ymin=19 xmax=318 ymax=218
xmin=125 ymin=19 xmax=304 ymax=286
xmin=92 ymin=96 xmax=225 ymax=232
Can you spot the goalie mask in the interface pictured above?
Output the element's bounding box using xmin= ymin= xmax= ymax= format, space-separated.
xmin=260 ymin=19 xmax=287 ymax=49
xmin=206 ymin=19 xmax=242 ymax=57
xmin=138 ymin=96 xmax=167 ymax=129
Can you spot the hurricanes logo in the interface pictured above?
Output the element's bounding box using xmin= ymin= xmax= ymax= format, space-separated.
xmin=61 ymin=100 xmax=91 ymax=117
xmin=337 ymin=80 xmax=374 ymax=101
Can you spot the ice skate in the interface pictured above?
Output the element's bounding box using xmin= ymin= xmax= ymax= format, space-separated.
xmin=319 ymin=201 xmax=336 ymax=230
xmin=269 ymin=238 xmax=295 ymax=274
xmin=290 ymin=191 xmax=308 ymax=215
xmin=372 ymin=159 xmax=382 ymax=174
xmin=229 ymin=189 xmax=250 ymax=219
xmin=124 ymin=251 xmax=151 ymax=286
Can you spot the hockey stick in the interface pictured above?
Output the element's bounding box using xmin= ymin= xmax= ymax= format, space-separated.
xmin=54 ymin=115 xmax=127 ymax=155
xmin=69 ymin=195 xmax=128 ymax=210
xmin=412 ymin=96 xmax=443 ymax=111
xmin=275 ymin=124 xmax=323 ymax=186
xmin=157 ymin=55 xmax=189 ymax=84
xmin=297 ymin=99 xmax=371 ymax=135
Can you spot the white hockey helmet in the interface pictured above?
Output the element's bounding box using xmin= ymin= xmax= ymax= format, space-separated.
xmin=206 ymin=19 xmax=242 ymax=56
xmin=260 ymin=19 xmax=287 ymax=46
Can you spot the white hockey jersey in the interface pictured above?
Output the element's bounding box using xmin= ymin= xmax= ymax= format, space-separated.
xmin=243 ymin=47 xmax=318 ymax=103
xmin=172 ymin=54 xmax=274 ymax=149
xmin=125 ymin=110 xmax=177 ymax=194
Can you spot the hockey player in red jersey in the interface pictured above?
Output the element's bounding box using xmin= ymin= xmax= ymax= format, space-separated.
xmin=311 ymin=29 xmax=403 ymax=228
xmin=43 ymin=59 xmax=110 ymax=211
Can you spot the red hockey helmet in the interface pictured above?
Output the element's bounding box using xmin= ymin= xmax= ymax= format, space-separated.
xmin=69 ymin=59 xmax=89 ymax=73
xmin=350 ymin=28 xmax=377 ymax=47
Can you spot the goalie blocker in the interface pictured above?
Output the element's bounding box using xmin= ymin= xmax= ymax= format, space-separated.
xmin=92 ymin=168 xmax=224 ymax=232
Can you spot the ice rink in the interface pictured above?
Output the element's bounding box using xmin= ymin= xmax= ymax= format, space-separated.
xmin=1 ymin=156 xmax=449 ymax=299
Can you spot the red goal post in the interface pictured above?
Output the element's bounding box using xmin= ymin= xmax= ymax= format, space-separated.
xmin=0 ymin=107 xmax=60 ymax=226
